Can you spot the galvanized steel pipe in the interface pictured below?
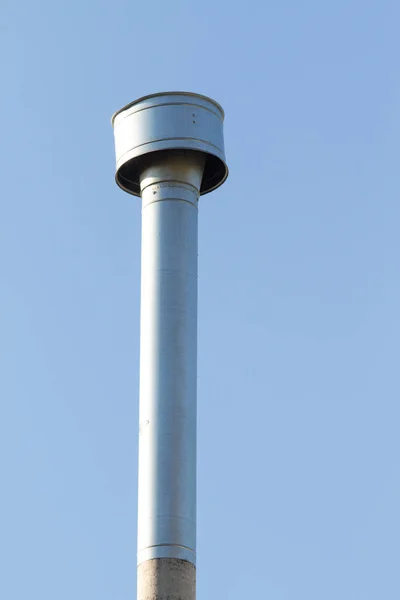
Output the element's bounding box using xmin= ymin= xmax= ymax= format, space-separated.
xmin=112 ymin=92 xmax=228 ymax=600
xmin=137 ymin=151 xmax=204 ymax=566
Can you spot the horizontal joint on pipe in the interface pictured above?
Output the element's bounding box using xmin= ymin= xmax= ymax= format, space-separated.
xmin=140 ymin=180 xmax=201 ymax=195
xmin=141 ymin=185 xmax=200 ymax=209
xmin=138 ymin=544 xmax=196 ymax=566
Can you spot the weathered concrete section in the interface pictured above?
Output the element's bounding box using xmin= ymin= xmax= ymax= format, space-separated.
xmin=137 ymin=558 xmax=195 ymax=600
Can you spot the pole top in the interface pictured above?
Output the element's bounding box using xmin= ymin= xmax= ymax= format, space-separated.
xmin=111 ymin=91 xmax=228 ymax=197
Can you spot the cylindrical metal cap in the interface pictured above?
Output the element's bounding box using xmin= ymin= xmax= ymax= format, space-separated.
xmin=112 ymin=92 xmax=228 ymax=197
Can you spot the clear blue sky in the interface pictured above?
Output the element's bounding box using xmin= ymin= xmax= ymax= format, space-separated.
xmin=1 ymin=1 xmax=399 ymax=598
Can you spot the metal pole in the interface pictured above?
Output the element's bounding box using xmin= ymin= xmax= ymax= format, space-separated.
xmin=112 ymin=92 xmax=228 ymax=600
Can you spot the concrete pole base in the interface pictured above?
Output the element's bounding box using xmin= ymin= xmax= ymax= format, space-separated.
xmin=137 ymin=558 xmax=196 ymax=600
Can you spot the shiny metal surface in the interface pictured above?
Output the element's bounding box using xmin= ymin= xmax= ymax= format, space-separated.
xmin=112 ymin=92 xmax=228 ymax=196
xmin=111 ymin=91 xmax=229 ymax=584
xmin=136 ymin=152 xmax=205 ymax=566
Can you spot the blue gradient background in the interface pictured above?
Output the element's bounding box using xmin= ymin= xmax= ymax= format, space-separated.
xmin=1 ymin=1 xmax=399 ymax=598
